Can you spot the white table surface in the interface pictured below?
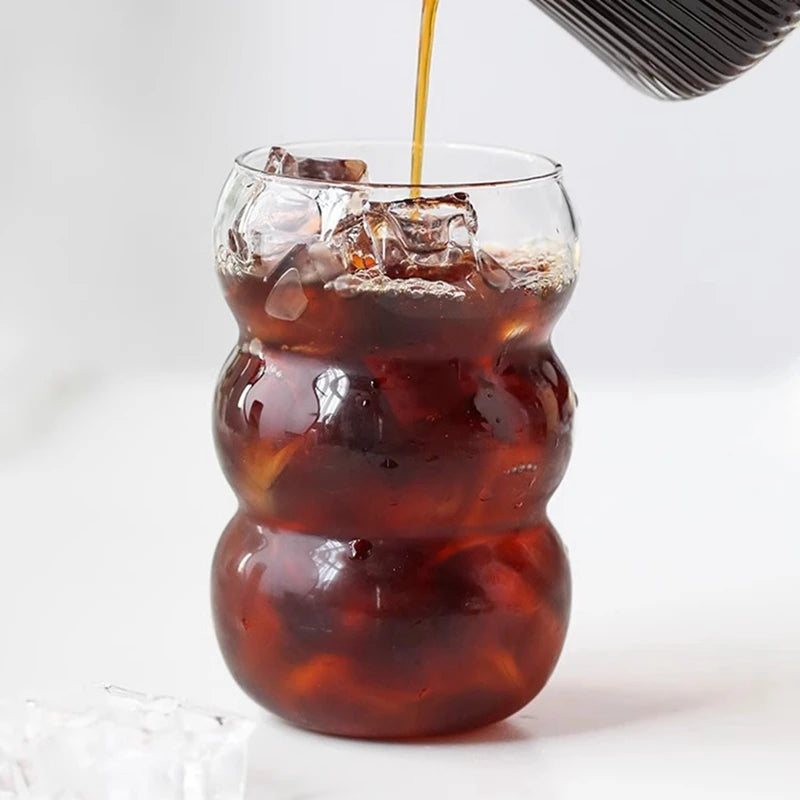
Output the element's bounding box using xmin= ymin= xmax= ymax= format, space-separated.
xmin=1 ymin=370 xmax=798 ymax=799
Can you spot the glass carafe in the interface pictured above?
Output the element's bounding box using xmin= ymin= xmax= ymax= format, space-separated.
xmin=531 ymin=0 xmax=800 ymax=98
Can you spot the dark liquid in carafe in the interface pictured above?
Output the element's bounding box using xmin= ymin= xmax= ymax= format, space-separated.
xmin=532 ymin=0 xmax=800 ymax=98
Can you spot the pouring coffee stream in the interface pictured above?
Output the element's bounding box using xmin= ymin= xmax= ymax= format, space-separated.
xmin=410 ymin=0 xmax=440 ymax=190
xmin=410 ymin=1 xmax=799 ymax=182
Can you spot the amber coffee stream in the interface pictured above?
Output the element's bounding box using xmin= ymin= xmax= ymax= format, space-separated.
xmin=411 ymin=0 xmax=440 ymax=191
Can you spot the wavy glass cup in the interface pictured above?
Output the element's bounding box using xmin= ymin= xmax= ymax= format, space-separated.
xmin=211 ymin=142 xmax=580 ymax=739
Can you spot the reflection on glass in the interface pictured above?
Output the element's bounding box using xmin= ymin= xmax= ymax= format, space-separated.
xmin=310 ymin=539 xmax=348 ymax=591
xmin=314 ymin=367 xmax=350 ymax=425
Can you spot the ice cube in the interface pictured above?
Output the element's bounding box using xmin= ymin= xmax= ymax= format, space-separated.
xmin=379 ymin=193 xmax=478 ymax=252
xmin=231 ymin=183 xmax=321 ymax=268
xmin=247 ymin=186 xmax=322 ymax=258
xmin=332 ymin=193 xmax=479 ymax=283
xmin=265 ymin=146 xmax=368 ymax=183
xmin=268 ymin=242 xmax=344 ymax=286
xmin=332 ymin=213 xmax=379 ymax=271
xmin=224 ymin=151 xmax=369 ymax=277
xmin=264 ymin=146 xmax=297 ymax=176
xmin=265 ymin=267 xmax=308 ymax=321
xmin=266 ymin=242 xmax=313 ymax=283
xmin=482 ymin=242 xmax=578 ymax=295
xmin=478 ymin=250 xmax=512 ymax=292
xmin=316 ymin=186 xmax=364 ymax=239
xmin=0 ymin=688 xmax=254 ymax=800
xmin=307 ymin=242 xmax=346 ymax=283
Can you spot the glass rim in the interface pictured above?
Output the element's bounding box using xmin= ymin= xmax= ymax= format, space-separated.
xmin=233 ymin=140 xmax=564 ymax=191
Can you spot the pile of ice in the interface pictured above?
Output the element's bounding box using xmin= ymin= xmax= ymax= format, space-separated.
xmin=0 ymin=687 xmax=254 ymax=800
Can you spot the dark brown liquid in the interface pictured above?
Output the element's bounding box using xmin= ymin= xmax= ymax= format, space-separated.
xmin=531 ymin=0 xmax=800 ymax=98
xmin=411 ymin=0 xmax=440 ymax=190
xmin=213 ymin=263 xmax=575 ymax=738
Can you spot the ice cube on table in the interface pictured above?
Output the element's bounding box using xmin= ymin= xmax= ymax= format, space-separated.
xmin=0 ymin=687 xmax=254 ymax=800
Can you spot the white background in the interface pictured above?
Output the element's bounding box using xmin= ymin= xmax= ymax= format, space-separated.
xmin=1 ymin=0 xmax=799 ymax=379
xmin=1 ymin=1 xmax=799 ymax=798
